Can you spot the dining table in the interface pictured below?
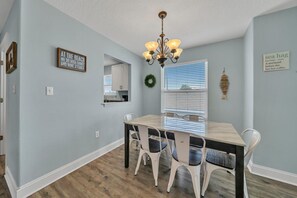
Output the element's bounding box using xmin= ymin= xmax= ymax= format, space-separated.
xmin=124 ymin=114 xmax=245 ymax=198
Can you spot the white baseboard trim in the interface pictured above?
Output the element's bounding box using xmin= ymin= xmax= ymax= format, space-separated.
xmin=248 ymin=160 xmax=297 ymax=186
xmin=6 ymin=138 xmax=124 ymax=198
xmin=4 ymin=167 xmax=18 ymax=198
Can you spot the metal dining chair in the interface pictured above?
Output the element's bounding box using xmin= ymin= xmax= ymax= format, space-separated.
xmin=182 ymin=114 xmax=206 ymax=122
xmin=163 ymin=112 xmax=179 ymax=118
xmin=124 ymin=113 xmax=148 ymax=165
xmin=134 ymin=124 xmax=169 ymax=187
xmin=182 ymin=114 xmax=206 ymax=149
xmin=123 ymin=113 xmax=139 ymax=149
xmin=165 ymin=130 xmax=206 ymax=198
xmin=201 ymin=128 xmax=261 ymax=198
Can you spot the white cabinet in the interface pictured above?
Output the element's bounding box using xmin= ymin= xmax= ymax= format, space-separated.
xmin=112 ymin=64 xmax=128 ymax=91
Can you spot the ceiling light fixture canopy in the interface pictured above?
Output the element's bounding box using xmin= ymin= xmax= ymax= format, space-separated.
xmin=143 ymin=11 xmax=182 ymax=68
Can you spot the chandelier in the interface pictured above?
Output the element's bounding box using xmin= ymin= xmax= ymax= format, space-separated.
xmin=143 ymin=11 xmax=183 ymax=68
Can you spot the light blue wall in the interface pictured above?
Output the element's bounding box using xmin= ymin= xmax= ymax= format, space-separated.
xmin=3 ymin=0 xmax=296 ymax=187
xmin=17 ymin=0 xmax=143 ymax=185
xmin=143 ymin=38 xmax=244 ymax=132
xmin=0 ymin=0 xmax=21 ymax=186
xmin=253 ymin=7 xmax=297 ymax=173
xmin=243 ymin=22 xmax=254 ymax=130
xmin=142 ymin=61 xmax=162 ymax=115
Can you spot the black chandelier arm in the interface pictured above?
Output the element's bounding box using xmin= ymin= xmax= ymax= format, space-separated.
xmin=157 ymin=38 xmax=162 ymax=51
xmin=147 ymin=58 xmax=155 ymax=65
xmin=155 ymin=48 xmax=161 ymax=55
xmin=163 ymin=38 xmax=170 ymax=54
xmin=169 ymin=56 xmax=179 ymax=64
xmin=157 ymin=37 xmax=162 ymax=43
xmin=165 ymin=50 xmax=174 ymax=59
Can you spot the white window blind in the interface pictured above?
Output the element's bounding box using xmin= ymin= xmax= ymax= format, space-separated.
xmin=161 ymin=60 xmax=208 ymax=118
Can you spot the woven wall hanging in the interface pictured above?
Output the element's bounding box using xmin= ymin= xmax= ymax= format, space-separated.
xmin=220 ymin=68 xmax=229 ymax=100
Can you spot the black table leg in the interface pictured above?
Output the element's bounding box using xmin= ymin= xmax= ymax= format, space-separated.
xmin=124 ymin=124 xmax=130 ymax=168
xmin=235 ymin=145 xmax=244 ymax=198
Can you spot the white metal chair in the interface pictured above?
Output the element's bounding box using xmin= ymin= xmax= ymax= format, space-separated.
xmin=182 ymin=114 xmax=206 ymax=149
xmin=134 ymin=124 xmax=168 ymax=186
xmin=165 ymin=130 xmax=206 ymax=198
xmin=123 ymin=113 xmax=140 ymax=149
xmin=201 ymin=128 xmax=261 ymax=198
xmin=182 ymin=114 xmax=206 ymax=122
xmin=124 ymin=113 xmax=148 ymax=166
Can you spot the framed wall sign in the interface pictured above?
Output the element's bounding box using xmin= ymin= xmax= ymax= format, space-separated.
xmin=6 ymin=41 xmax=17 ymax=74
xmin=263 ymin=51 xmax=289 ymax=72
xmin=57 ymin=48 xmax=87 ymax=72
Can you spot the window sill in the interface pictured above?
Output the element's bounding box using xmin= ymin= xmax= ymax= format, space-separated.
xmin=101 ymin=101 xmax=131 ymax=107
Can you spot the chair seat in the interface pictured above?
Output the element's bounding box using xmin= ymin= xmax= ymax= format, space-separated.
xmin=205 ymin=149 xmax=235 ymax=170
xmin=172 ymin=148 xmax=202 ymax=166
xmin=143 ymin=139 xmax=167 ymax=153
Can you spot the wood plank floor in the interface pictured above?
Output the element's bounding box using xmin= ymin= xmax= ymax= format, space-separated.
xmin=0 ymin=155 xmax=11 ymax=198
xmin=1 ymin=145 xmax=297 ymax=197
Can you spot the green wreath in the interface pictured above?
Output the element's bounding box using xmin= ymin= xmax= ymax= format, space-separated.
xmin=144 ymin=74 xmax=156 ymax=88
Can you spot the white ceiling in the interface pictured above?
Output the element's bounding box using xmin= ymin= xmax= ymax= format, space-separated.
xmin=1 ymin=0 xmax=297 ymax=57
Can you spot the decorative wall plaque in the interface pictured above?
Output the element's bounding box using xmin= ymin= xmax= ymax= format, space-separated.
xmin=57 ymin=48 xmax=86 ymax=72
xmin=220 ymin=68 xmax=229 ymax=100
xmin=6 ymin=41 xmax=17 ymax=74
xmin=263 ymin=51 xmax=289 ymax=72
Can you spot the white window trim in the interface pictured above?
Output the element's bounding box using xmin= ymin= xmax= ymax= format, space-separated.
xmin=161 ymin=59 xmax=208 ymax=118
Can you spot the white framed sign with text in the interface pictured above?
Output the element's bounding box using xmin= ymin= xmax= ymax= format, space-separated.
xmin=263 ymin=51 xmax=289 ymax=72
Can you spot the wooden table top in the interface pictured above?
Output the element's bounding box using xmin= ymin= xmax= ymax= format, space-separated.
xmin=125 ymin=114 xmax=245 ymax=146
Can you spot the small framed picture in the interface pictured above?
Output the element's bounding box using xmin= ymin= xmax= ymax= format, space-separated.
xmin=6 ymin=42 xmax=17 ymax=74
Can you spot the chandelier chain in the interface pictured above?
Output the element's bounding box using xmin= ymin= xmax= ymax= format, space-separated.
xmin=161 ymin=17 xmax=164 ymax=35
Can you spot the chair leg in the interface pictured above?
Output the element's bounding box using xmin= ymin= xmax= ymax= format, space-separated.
xmin=150 ymin=153 xmax=161 ymax=186
xmin=167 ymin=160 xmax=179 ymax=192
xmin=129 ymin=139 xmax=133 ymax=148
xmin=201 ymin=163 xmax=216 ymax=196
xmin=135 ymin=150 xmax=144 ymax=175
xmin=244 ymin=173 xmax=249 ymax=198
xmin=143 ymin=154 xmax=147 ymax=166
xmin=188 ymin=165 xmax=201 ymax=198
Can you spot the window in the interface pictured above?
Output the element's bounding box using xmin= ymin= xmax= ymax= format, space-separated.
xmin=104 ymin=74 xmax=116 ymax=95
xmin=161 ymin=60 xmax=208 ymax=118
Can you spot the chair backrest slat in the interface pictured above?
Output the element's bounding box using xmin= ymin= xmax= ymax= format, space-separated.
xmin=174 ymin=132 xmax=191 ymax=164
xmin=138 ymin=124 xmax=162 ymax=153
xmin=165 ymin=130 xmax=206 ymax=165
xmin=138 ymin=125 xmax=150 ymax=151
